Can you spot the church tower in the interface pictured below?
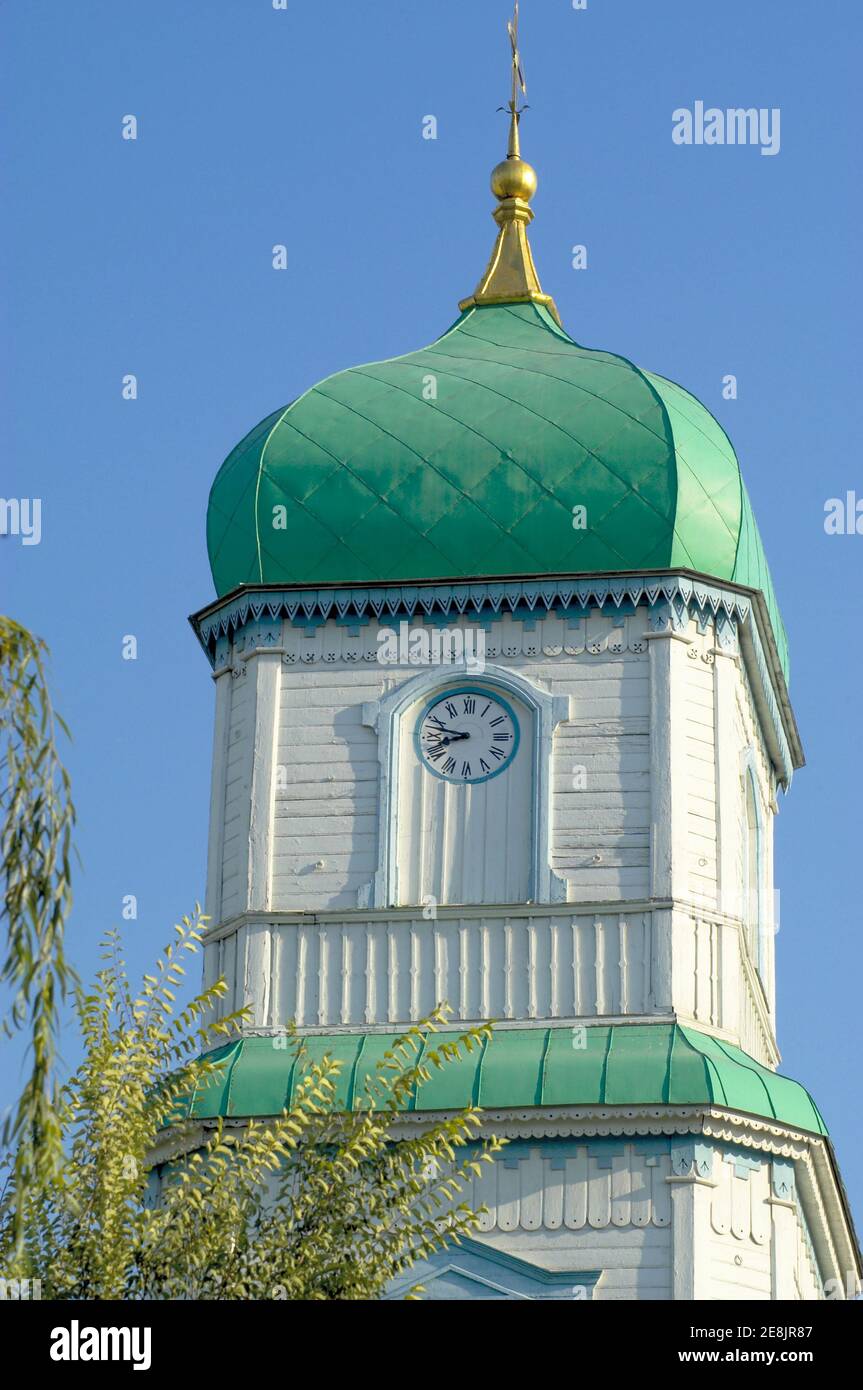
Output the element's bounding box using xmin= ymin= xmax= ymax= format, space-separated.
xmin=187 ymin=13 xmax=859 ymax=1300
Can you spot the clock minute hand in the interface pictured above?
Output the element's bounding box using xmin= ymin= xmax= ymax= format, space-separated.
xmin=426 ymin=731 xmax=471 ymax=749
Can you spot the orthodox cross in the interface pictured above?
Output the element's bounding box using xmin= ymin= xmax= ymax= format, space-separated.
xmin=507 ymin=1 xmax=527 ymax=114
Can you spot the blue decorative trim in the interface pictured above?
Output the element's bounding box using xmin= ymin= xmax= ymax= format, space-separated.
xmin=335 ymin=615 xmax=372 ymax=636
xmin=723 ymin=1148 xmax=764 ymax=1180
xmin=671 ymin=1139 xmax=713 ymax=1178
xmin=288 ymin=615 xmax=327 ymax=634
xmin=193 ymin=574 xmax=753 ymax=650
xmin=495 ymin=1137 xmax=674 ymax=1172
xmin=771 ymin=1158 xmax=796 ymax=1201
xmin=385 ymin=1237 xmax=602 ymax=1301
xmin=585 ymin=1137 xmax=672 ymax=1169
xmin=192 ymin=572 xmax=797 ymax=784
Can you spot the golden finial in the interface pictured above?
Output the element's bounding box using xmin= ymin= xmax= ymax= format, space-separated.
xmin=459 ymin=1 xmax=561 ymax=324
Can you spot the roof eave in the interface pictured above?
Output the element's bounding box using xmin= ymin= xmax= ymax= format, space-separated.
xmin=189 ymin=566 xmax=803 ymax=776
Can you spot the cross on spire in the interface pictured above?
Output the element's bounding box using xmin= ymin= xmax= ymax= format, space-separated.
xmin=458 ymin=0 xmax=561 ymax=325
xmin=507 ymin=1 xmax=527 ymax=113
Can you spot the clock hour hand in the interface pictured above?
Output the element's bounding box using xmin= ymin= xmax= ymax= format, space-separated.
xmin=426 ymin=731 xmax=470 ymax=749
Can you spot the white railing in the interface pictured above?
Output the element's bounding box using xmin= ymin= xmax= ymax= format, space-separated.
xmin=670 ymin=907 xmax=777 ymax=1066
xmin=203 ymin=900 xmax=777 ymax=1066
xmin=204 ymin=902 xmax=671 ymax=1031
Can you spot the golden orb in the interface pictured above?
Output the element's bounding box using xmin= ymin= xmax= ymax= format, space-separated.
xmin=490 ymin=156 xmax=537 ymax=202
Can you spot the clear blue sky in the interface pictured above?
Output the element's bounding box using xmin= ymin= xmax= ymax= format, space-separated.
xmin=2 ymin=2 xmax=861 ymax=1225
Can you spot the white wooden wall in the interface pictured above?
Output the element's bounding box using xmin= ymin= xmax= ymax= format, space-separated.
xmin=273 ymin=671 xmax=380 ymax=909
xmin=552 ymin=713 xmax=650 ymax=901
xmin=219 ymin=669 xmax=255 ymax=922
xmin=203 ymin=603 xmax=782 ymax=1058
xmin=149 ymin=1128 xmax=844 ymax=1301
xmin=706 ymin=1162 xmax=821 ymax=1301
xmin=261 ymin=609 xmax=653 ymax=912
xmin=424 ymin=1140 xmax=829 ymax=1301
xmin=686 ymin=649 xmax=719 ymax=908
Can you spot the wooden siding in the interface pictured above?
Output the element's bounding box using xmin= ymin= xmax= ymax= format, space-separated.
xmin=203 ymin=606 xmax=781 ymax=1063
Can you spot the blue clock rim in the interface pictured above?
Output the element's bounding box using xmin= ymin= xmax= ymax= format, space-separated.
xmin=413 ymin=685 xmax=521 ymax=785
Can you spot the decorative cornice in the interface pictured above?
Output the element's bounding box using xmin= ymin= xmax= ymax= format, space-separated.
xmin=189 ymin=570 xmax=801 ymax=782
xmin=399 ymin=1105 xmax=819 ymax=1149
xmin=203 ymin=896 xmax=669 ymax=939
xmin=149 ymin=1102 xmax=859 ymax=1288
xmin=191 ymin=572 xmax=753 ymax=650
xmin=738 ymin=602 xmax=796 ymax=789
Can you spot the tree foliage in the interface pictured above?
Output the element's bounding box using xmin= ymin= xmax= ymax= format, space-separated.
xmin=0 ymin=616 xmax=76 ymax=1254
xmin=2 ymin=909 xmax=503 ymax=1299
xmin=0 ymin=618 xmax=503 ymax=1297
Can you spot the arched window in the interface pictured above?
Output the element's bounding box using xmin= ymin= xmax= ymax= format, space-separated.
xmin=743 ymin=768 xmax=765 ymax=978
xmin=360 ymin=662 xmax=570 ymax=910
xmin=395 ymin=682 xmax=533 ymax=907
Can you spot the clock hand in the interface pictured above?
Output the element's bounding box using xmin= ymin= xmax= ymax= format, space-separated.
xmin=426 ymin=732 xmax=471 ymax=750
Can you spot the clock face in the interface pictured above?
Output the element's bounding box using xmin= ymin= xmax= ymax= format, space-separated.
xmin=415 ymin=688 xmax=521 ymax=784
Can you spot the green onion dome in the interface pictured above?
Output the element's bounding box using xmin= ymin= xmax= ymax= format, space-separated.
xmin=206 ymin=302 xmax=787 ymax=676
xmin=206 ymin=114 xmax=787 ymax=678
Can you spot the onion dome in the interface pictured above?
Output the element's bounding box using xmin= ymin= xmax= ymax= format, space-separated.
xmin=207 ymin=85 xmax=787 ymax=678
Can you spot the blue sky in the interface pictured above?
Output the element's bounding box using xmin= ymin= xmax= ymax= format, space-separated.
xmin=2 ymin=1 xmax=862 ymax=1226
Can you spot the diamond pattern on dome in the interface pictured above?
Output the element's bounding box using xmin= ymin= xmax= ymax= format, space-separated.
xmin=206 ymin=302 xmax=788 ymax=679
xmin=644 ymin=371 xmax=741 ymax=574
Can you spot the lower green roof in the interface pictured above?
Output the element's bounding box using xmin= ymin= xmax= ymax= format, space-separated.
xmin=183 ymin=1023 xmax=827 ymax=1137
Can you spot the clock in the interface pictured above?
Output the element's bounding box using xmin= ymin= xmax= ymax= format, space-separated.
xmin=415 ymin=687 xmax=521 ymax=784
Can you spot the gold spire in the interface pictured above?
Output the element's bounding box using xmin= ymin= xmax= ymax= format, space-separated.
xmin=459 ymin=1 xmax=561 ymax=325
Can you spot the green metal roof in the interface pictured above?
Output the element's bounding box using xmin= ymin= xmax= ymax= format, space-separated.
xmin=207 ymin=302 xmax=789 ymax=678
xmin=182 ymin=1023 xmax=827 ymax=1136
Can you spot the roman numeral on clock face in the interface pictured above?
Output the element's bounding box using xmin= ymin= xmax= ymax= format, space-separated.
xmin=418 ymin=690 xmax=519 ymax=782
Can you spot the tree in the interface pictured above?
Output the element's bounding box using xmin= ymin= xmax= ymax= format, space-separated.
xmin=2 ymin=911 xmax=502 ymax=1299
xmin=0 ymin=617 xmax=76 ymax=1257
xmin=1 ymin=617 xmax=503 ymax=1298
